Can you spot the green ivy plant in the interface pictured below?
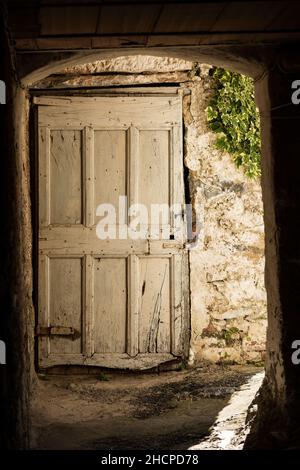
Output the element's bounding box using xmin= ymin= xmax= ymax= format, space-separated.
xmin=206 ymin=67 xmax=261 ymax=178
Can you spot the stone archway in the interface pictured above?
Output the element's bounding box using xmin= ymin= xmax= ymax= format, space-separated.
xmin=2 ymin=1 xmax=300 ymax=445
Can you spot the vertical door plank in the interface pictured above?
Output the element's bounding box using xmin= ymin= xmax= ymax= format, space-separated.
xmin=83 ymin=254 xmax=94 ymax=357
xmin=171 ymin=124 xmax=185 ymax=240
xmin=128 ymin=126 xmax=139 ymax=208
xmin=39 ymin=127 xmax=50 ymax=227
xmin=83 ymin=126 xmax=95 ymax=227
xmin=38 ymin=254 xmax=50 ymax=361
xmin=127 ymin=254 xmax=139 ymax=356
xmin=171 ymin=254 xmax=184 ymax=355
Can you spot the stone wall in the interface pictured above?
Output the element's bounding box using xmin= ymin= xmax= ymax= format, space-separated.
xmin=36 ymin=55 xmax=267 ymax=364
xmin=182 ymin=68 xmax=267 ymax=364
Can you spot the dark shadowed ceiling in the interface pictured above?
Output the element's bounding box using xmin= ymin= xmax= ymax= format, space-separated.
xmin=5 ymin=0 xmax=300 ymax=52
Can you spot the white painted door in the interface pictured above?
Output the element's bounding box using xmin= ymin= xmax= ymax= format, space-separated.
xmin=37 ymin=95 xmax=189 ymax=369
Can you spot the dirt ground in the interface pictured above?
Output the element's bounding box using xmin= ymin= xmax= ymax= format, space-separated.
xmin=31 ymin=363 xmax=262 ymax=450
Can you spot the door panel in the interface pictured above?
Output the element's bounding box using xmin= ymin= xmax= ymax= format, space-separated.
xmin=94 ymin=129 xmax=127 ymax=211
xmin=93 ymin=257 xmax=127 ymax=354
xmin=49 ymin=129 xmax=83 ymax=225
xmin=138 ymin=257 xmax=171 ymax=354
xmin=138 ymin=130 xmax=170 ymax=209
xmin=37 ymin=95 xmax=188 ymax=370
xmin=48 ymin=257 xmax=83 ymax=355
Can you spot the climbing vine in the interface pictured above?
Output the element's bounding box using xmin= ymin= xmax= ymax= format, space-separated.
xmin=206 ymin=67 xmax=261 ymax=178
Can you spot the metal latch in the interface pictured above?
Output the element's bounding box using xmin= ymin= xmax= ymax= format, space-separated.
xmin=36 ymin=325 xmax=80 ymax=339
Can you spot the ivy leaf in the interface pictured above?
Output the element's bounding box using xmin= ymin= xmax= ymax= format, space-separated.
xmin=210 ymin=121 xmax=223 ymax=132
xmin=206 ymin=67 xmax=261 ymax=178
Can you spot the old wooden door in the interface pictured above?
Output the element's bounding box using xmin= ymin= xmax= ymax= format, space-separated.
xmin=36 ymin=94 xmax=189 ymax=369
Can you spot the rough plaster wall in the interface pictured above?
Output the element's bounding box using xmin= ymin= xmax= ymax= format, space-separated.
xmin=63 ymin=55 xmax=194 ymax=74
xmin=0 ymin=6 xmax=32 ymax=448
xmin=36 ymin=56 xmax=267 ymax=364
xmin=245 ymin=65 xmax=300 ymax=449
xmin=182 ymin=69 xmax=267 ymax=364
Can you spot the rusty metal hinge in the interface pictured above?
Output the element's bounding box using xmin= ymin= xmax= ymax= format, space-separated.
xmin=36 ymin=325 xmax=80 ymax=339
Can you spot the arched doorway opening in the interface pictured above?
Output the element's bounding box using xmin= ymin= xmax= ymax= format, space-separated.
xmin=24 ymin=52 xmax=268 ymax=449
